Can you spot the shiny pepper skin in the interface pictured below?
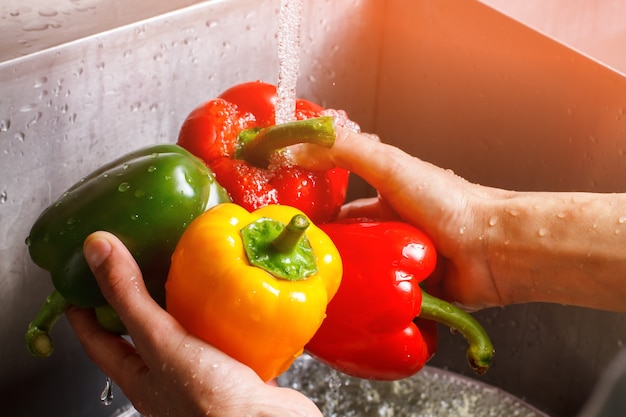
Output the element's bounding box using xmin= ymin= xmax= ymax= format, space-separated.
xmin=165 ymin=203 xmax=343 ymax=381
xmin=306 ymin=219 xmax=439 ymax=380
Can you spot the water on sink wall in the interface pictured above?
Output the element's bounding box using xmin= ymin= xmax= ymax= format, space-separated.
xmin=374 ymin=2 xmax=626 ymax=415
xmin=1 ymin=1 xmax=626 ymax=416
xmin=0 ymin=1 xmax=379 ymax=416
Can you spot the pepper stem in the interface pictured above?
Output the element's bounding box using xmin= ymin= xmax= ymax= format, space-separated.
xmin=272 ymin=214 xmax=310 ymax=253
xmin=25 ymin=290 xmax=71 ymax=357
xmin=238 ymin=116 xmax=336 ymax=168
xmin=419 ymin=291 xmax=494 ymax=375
xmin=241 ymin=215 xmax=318 ymax=281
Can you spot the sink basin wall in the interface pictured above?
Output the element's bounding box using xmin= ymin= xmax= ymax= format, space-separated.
xmin=1 ymin=1 xmax=625 ymax=416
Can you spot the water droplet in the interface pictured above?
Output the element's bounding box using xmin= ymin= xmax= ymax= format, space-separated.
xmin=0 ymin=119 xmax=10 ymax=132
xmin=26 ymin=112 xmax=43 ymax=128
xmin=147 ymin=165 xmax=157 ymax=173
xmin=130 ymin=102 xmax=141 ymax=112
xmin=537 ymin=228 xmax=548 ymax=237
xmin=488 ymin=216 xmax=498 ymax=226
xmin=20 ymin=103 xmax=36 ymax=112
xmin=118 ymin=182 xmax=130 ymax=192
xmin=556 ymin=212 xmax=566 ymax=219
xmin=100 ymin=377 xmax=114 ymax=406
xmin=506 ymin=208 xmax=521 ymax=217
xmin=15 ymin=132 xmax=26 ymax=141
xmin=23 ymin=21 xmax=53 ymax=32
xmin=130 ymin=213 xmax=139 ymax=221
xmin=619 ymin=217 xmax=626 ymax=224
xmin=0 ymin=191 xmax=7 ymax=204
xmin=458 ymin=226 xmax=466 ymax=235
xmin=38 ymin=8 xmax=58 ymax=17
xmin=34 ymin=76 xmax=48 ymax=88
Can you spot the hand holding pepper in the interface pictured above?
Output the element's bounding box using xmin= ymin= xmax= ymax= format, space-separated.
xmin=25 ymin=144 xmax=230 ymax=357
xmin=165 ymin=203 xmax=342 ymax=382
xmin=295 ymin=127 xmax=626 ymax=314
xmin=67 ymin=231 xmax=324 ymax=417
xmin=293 ymin=127 xmax=506 ymax=311
xmin=306 ymin=219 xmax=494 ymax=380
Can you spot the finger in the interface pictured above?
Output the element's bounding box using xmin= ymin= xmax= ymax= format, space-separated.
xmin=338 ymin=197 xmax=401 ymax=220
xmin=331 ymin=128 xmax=441 ymax=198
xmin=331 ymin=128 xmax=485 ymax=235
xmin=337 ymin=198 xmax=381 ymax=219
xmin=82 ymin=232 xmax=185 ymax=364
xmin=66 ymin=307 xmax=146 ymax=387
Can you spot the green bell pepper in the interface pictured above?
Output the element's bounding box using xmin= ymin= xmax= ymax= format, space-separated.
xmin=25 ymin=144 xmax=230 ymax=357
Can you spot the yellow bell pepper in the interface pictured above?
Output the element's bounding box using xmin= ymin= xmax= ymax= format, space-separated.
xmin=165 ymin=203 xmax=342 ymax=381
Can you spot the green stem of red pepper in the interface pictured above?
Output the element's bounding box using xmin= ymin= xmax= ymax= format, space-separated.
xmin=25 ymin=290 xmax=71 ymax=357
xmin=237 ymin=116 xmax=335 ymax=168
xmin=419 ymin=291 xmax=494 ymax=374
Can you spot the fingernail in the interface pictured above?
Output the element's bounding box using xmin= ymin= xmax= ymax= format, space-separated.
xmin=83 ymin=235 xmax=112 ymax=269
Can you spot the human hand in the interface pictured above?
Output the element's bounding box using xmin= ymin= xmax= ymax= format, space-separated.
xmin=295 ymin=127 xmax=510 ymax=310
xmin=296 ymin=127 xmax=626 ymax=313
xmin=66 ymin=231 xmax=323 ymax=417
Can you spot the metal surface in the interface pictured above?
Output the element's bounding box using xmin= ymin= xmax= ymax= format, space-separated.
xmin=0 ymin=1 xmax=379 ymax=416
xmin=0 ymin=0 xmax=208 ymax=61
xmin=107 ymin=354 xmax=553 ymax=417
xmin=479 ymin=0 xmax=626 ymax=76
xmin=278 ymin=355 xmax=551 ymax=417
xmin=1 ymin=1 xmax=626 ymax=416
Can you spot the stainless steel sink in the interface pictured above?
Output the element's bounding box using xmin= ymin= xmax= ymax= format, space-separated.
xmin=2 ymin=1 xmax=626 ymax=416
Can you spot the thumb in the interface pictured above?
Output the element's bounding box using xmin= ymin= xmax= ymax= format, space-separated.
xmin=82 ymin=231 xmax=156 ymax=328
xmin=82 ymin=231 xmax=182 ymax=360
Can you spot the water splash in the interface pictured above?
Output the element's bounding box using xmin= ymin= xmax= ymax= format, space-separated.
xmin=275 ymin=0 xmax=304 ymax=124
xmin=278 ymin=355 xmax=548 ymax=416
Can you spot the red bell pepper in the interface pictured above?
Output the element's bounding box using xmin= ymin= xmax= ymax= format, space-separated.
xmin=177 ymin=81 xmax=355 ymax=224
xmin=306 ymin=219 xmax=494 ymax=381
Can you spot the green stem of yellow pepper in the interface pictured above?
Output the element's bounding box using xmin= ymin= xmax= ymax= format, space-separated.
xmin=241 ymin=214 xmax=318 ymax=281
xmin=272 ymin=214 xmax=310 ymax=253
